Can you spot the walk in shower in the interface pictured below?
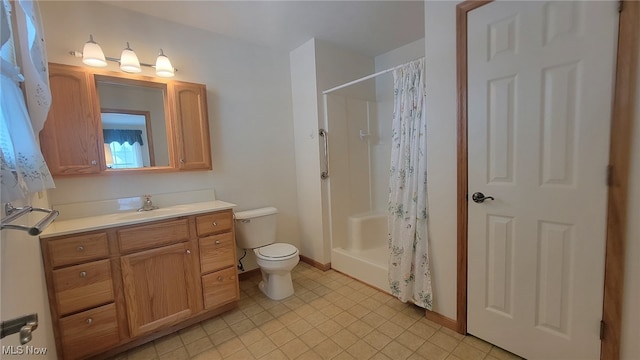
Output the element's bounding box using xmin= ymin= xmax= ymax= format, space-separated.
xmin=323 ymin=72 xmax=395 ymax=292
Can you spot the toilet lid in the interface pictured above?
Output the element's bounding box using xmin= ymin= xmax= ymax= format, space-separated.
xmin=257 ymin=243 xmax=298 ymax=259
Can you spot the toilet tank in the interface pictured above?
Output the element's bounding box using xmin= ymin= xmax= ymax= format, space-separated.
xmin=234 ymin=207 xmax=278 ymax=249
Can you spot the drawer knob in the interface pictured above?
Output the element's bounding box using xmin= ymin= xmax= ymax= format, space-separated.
xmin=212 ymin=221 xmax=218 ymax=226
xmin=217 ymin=276 xmax=223 ymax=282
xmin=215 ymin=240 xmax=221 ymax=245
xmin=186 ymin=249 xmax=191 ymax=255
xmin=77 ymin=246 xmax=84 ymax=252
xmin=79 ymin=271 xmax=87 ymax=278
xmin=86 ymin=318 xmax=93 ymax=325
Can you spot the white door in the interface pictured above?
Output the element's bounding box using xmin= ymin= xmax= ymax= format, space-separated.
xmin=467 ymin=2 xmax=618 ymax=359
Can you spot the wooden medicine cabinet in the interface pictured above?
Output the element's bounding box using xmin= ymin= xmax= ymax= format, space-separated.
xmin=40 ymin=63 xmax=212 ymax=176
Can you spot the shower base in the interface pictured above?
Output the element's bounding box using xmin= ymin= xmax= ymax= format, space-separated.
xmin=331 ymin=246 xmax=390 ymax=293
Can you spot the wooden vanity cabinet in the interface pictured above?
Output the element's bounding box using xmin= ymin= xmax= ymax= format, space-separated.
xmin=40 ymin=209 xmax=238 ymax=360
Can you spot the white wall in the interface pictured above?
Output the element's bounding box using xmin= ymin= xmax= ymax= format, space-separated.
xmin=290 ymin=39 xmax=325 ymax=263
xmin=621 ymin=41 xmax=640 ymax=360
xmin=424 ymin=1 xmax=460 ymax=319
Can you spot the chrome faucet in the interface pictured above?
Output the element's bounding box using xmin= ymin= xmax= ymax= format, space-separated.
xmin=138 ymin=195 xmax=159 ymax=212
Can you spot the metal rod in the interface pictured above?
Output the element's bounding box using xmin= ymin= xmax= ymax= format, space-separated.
xmin=29 ymin=210 xmax=60 ymax=235
xmin=319 ymin=129 xmax=329 ymax=180
xmin=323 ymin=67 xmax=395 ymax=95
xmin=1 ymin=205 xmax=32 ymax=224
xmin=322 ymin=57 xmax=425 ymax=95
xmin=0 ymin=204 xmax=59 ymax=236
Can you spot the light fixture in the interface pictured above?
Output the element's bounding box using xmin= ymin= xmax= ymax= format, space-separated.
xmin=119 ymin=42 xmax=141 ymax=73
xmin=82 ymin=34 xmax=107 ymax=67
xmin=155 ymin=49 xmax=174 ymax=78
xmin=70 ymin=35 xmax=177 ymax=77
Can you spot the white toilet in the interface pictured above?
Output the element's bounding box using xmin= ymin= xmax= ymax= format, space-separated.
xmin=234 ymin=207 xmax=299 ymax=300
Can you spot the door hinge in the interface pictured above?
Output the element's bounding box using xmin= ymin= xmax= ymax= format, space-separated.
xmin=618 ymin=1 xmax=623 ymax=13
xmin=600 ymin=320 xmax=606 ymax=340
xmin=607 ymin=165 xmax=613 ymax=187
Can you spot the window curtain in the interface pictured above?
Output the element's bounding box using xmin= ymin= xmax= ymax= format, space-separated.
xmin=103 ymin=129 xmax=144 ymax=146
xmin=0 ymin=0 xmax=54 ymax=203
xmin=387 ymin=58 xmax=432 ymax=309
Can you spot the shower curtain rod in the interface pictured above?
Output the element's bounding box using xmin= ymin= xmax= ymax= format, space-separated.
xmin=322 ymin=57 xmax=424 ymax=95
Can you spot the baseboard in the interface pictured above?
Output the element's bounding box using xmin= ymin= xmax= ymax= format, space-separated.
xmin=299 ymin=255 xmax=331 ymax=271
xmin=426 ymin=310 xmax=459 ymax=333
xmin=238 ymin=268 xmax=261 ymax=280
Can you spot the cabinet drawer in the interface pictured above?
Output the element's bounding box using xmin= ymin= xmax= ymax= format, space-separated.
xmin=199 ymin=233 xmax=236 ymax=274
xmin=48 ymin=232 xmax=109 ymax=268
xmin=202 ymin=267 xmax=239 ymax=309
xmin=118 ymin=218 xmax=190 ymax=253
xmin=196 ymin=211 xmax=232 ymax=236
xmin=59 ymin=303 xmax=119 ymax=360
xmin=53 ymin=259 xmax=114 ymax=316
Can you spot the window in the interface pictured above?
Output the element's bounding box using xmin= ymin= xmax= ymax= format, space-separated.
xmin=105 ymin=141 xmax=144 ymax=169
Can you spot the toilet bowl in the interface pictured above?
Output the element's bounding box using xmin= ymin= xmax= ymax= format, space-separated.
xmin=254 ymin=243 xmax=299 ymax=300
xmin=235 ymin=207 xmax=299 ymax=300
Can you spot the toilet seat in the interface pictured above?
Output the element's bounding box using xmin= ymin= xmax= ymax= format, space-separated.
xmin=256 ymin=243 xmax=298 ymax=260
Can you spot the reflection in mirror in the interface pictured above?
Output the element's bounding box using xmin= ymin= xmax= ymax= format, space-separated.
xmin=102 ymin=110 xmax=154 ymax=168
xmin=95 ymin=77 xmax=170 ymax=169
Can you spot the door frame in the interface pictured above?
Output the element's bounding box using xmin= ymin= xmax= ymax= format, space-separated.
xmin=455 ymin=1 xmax=639 ymax=359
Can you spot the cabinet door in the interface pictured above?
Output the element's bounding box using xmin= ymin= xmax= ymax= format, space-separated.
xmin=40 ymin=63 xmax=102 ymax=175
xmin=120 ymin=242 xmax=197 ymax=337
xmin=171 ymin=82 xmax=212 ymax=170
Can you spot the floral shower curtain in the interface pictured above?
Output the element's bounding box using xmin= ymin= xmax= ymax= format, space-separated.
xmin=387 ymin=58 xmax=432 ymax=310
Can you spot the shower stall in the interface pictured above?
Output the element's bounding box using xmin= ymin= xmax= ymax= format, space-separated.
xmin=323 ymin=72 xmax=394 ymax=292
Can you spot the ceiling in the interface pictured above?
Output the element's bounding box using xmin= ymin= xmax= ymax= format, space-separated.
xmin=103 ymin=1 xmax=425 ymax=58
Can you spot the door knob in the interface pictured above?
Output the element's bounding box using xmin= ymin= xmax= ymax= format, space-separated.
xmin=472 ymin=192 xmax=495 ymax=203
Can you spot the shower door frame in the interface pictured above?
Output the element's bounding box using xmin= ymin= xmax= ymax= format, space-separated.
xmin=455 ymin=1 xmax=638 ymax=359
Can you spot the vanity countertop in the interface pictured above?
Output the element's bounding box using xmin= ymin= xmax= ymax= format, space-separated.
xmin=40 ymin=200 xmax=237 ymax=238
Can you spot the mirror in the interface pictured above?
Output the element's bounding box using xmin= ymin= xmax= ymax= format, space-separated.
xmin=95 ymin=76 xmax=171 ymax=170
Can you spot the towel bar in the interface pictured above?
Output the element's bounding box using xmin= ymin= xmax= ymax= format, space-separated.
xmin=1 ymin=203 xmax=59 ymax=236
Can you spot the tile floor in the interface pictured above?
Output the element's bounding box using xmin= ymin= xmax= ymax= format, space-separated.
xmin=110 ymin=262 xmax=522 ymax=360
